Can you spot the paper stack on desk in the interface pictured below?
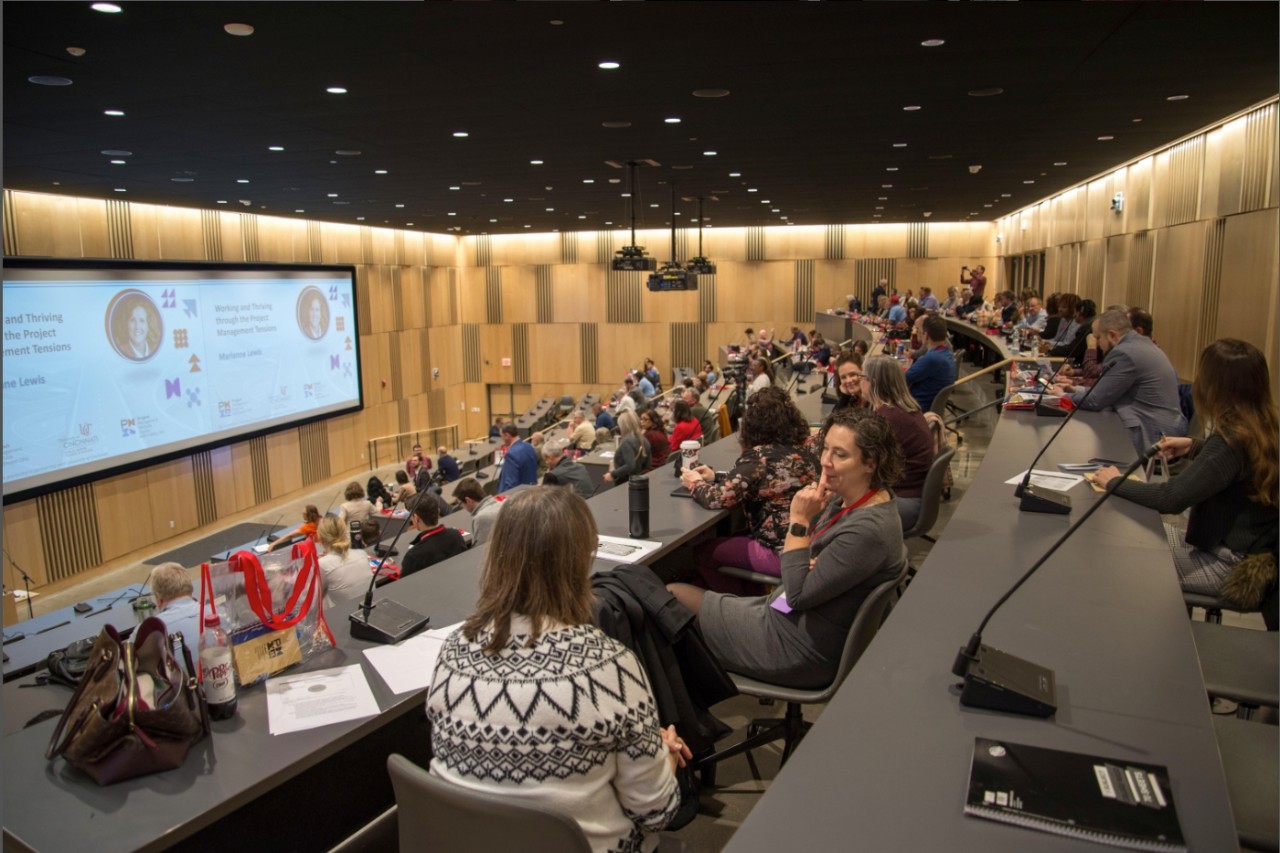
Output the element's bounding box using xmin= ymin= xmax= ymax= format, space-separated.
xmin=362 ymin=622 xmax=464 ymax=695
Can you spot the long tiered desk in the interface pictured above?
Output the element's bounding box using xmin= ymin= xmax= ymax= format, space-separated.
xmin=1 ymin=429 xmax=750 ymax=853
xmin=723 ymin=408 xmax=1237 ymax=851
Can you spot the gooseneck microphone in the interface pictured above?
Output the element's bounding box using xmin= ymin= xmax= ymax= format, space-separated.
xmin=1032 ymin=354 xmax=1074 ymax=418
xmin=256 ymin=514 xmax=285 ymax=547
xmin=953 ymin=441 xmax=1161 ymax=717
xmin=349 ymin=491 xmax=430 ymax=644
xmin=1015 ymin=361 xmax=1113 ymax=514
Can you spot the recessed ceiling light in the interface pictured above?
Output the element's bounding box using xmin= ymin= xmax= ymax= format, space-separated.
xmin=171 ymin=177 xmax=195 ymax=183
xmin=530 ymin=159 xmax=544 ymax=165
xmin=886 ymin=167 xmax=899 ymax=172
xmin=747 ymin=188 xmax=758 ymax=193
xmin=761 ymin=200 xmax=770 ymax=204
xmin=921 ymin=38 xmax=945 ymax=47
xmin=395 ymin=204 xmax=405 ymax=208
xmin=217 ymin=200 xmax=227 ymax=204
xmin=503 ymin=198 xmax=514 ymax=203
xmin=892 ymin=143 xmax=908 ymax=148
xmin=703 ymin=151 xmax=717 ymax=157
xmin=903 ymin=105 xmax=922 ymax=111
xmin=448 ymin=212 xmax=457 ymax=216
xmin=878 ymin=196 xmax=888 ymax=201
xmin=449 ymin=186 xmax=460 ymax=191
xmin=549 ymin=19 xmax=563 ymax=26
xmin=268 ymin=145 xmax=284 ymax=152
xmin=327 ymin=192 xmax=338 ymax=197
xmin=1001 ymin=193 xmax=1012 ymax=198
xmin=406 ymin=222 xmax=413 ymax=226
xmin=491 ymin=218 xmax=499 ymax=223
xmin=608 ymin=178 xmax=621 ymax=184
xmin=333 ymin=201 xmax=349 ymax=205
xmin=452 ymin=131 xmax=469 ymax=138
xmin=692 ymin=88 xmax=730 ymax=98
xmin=583 ymin=179 xmax=594 ymax=184
xmin=1132 ymin=118 xmax=1143 ymax=123
xmin=1166 ymin=94 xmax=1189 ymax=101
xmin=729 ymin=172 xmax=741 ymax=178
xmin=91 ymin=3 xmax=122 ymax=12
xmin=598 ymin=61 xmax=620 ymax=70
xmin=113 ymin=187 xmax=127 ymax=192
xmin=224 ymin=23 xmax=254 ymax=36
xmin=882 ymin=184 xmax=893 ymax=188
xmin=335 ymin=150 xmax=361 ymax=156
xmin=1053 ymin=161 xmax=1067 ymax=166
xmin=101 ymin=149 xmax=131 ymax=156
xmin=650 ymin=203 xmax=659 ymax=208
xmin=237 ymin=179 xmax=251 ymax=184
xmin=524 ymin=224 xmax=532 ymax=228
xmin=110 ymin=159 xmax=126 ymax=165
xmin=605 ymin=221 xmax=613 ymax=225
xmin=104 ymin=109 xmax=125 ymax=117
xmin=326 ymin=86 xmax=348 ymax=95
xmin=29 ymin=75 xmax=73 ymax=86
xmin=968 ymin=87 xmax=1004 ymax=97
xmin=875 ymin=206 xmax=884 ymax=210
xmin=1097 ymin=135 xmax=1114 ymax=141
xmin=983 ymin=204 xmax=992 ymax=208
xmin=546 ymin=207 xmax=555 ymax=212
xmin=665 ymin=117 xmax=682 ymax=124
xmin=1023 ymin=180 xmax=1035 ymax=184
xmin=602 ymin=121 xmax=631 ymax=128
xmin=770 ymin=209 xmax=779 ymax=213
xmin=578 ymin=215 xmax=587 ymax=219
xmin=356 ymin=216 xmax=365 ymax=221
xmin=620 ymin=193 xmax=631 ymax=198
xmin=66 ymin=46 xmax=86 ymax=57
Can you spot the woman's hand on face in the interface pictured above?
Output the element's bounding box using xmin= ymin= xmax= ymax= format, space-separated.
xmin=789 ymin=477 xmax=831 ymax=528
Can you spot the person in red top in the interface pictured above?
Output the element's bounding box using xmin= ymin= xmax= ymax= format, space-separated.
xmin=667 ymin=399 xmax=703 ymax=452
xmin=639 ymin=409 xmax=671 ymax=471
xmin=266 ymin=504 xmax=321 ymax=552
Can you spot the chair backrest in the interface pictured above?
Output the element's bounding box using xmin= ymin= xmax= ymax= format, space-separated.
xmin=811 ymin=558 xmax=911 ymax=704
xmin=387 ymin=754 xmax=592 ymax=853
xmin=929 ymin=382 xmax=958 ymax=418
xmin=903 ymin=441 xmax=955 ymax=539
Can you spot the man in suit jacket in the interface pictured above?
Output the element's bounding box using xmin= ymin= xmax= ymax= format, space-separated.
xmin=541 ymin=443 xmax=594 ymax=499
xmin=1061 ymin=309 xmax=1186 ymax=453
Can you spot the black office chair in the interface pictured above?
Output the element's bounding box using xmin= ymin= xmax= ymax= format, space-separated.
xmin=697 ymin=560 xmax=909 ymax=774
xmin=1189 ymin=621 xmax=1279 ymax=719
xmin=387 ymin=754 xmax=591 ymax=853
xmin=1212 ymin=716 xmax=1279 ymax=853
xmin=929 ymin=380 xmax=964 ymax=446
xmin=902 ymin=425 xmax=955 ymax=543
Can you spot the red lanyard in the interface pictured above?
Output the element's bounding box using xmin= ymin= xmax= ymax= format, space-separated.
xmin=808 ymin=488 xmax=879 ymax=541
xmin=416 ymin=525 xmax=446 ymax=541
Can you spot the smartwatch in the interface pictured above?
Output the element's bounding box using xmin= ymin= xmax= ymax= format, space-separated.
xmin=789 ymin=522 xmax=809 ymax=537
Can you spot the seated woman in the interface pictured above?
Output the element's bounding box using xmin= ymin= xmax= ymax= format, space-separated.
xmin=391 ymin=469 xmax=417 ymax=507
xmin=339 ymin=481 xmax=376 ymax=524
xmin=747 ymin=357 xmax=774 ymax=398
xmin=603 ymin=410 xmax=649 ymax=485
xmin=314 ymin=515 xmax=371 ymax=608
xmin=860 ymin=355 xmax=935 ymax=530
xmin=669 ymin=408 xmax=908 ymax=689
xmin=1095 ymin=339 xmax=1278 ymax=597
xmin=831 ymin=351 xmax=867 ymax=414
xmin=679 ymin=386 xmax=818 ymax=592
xmin=266 ymin=504 xmax=321 ymax=552
xmin=427 ymin=487 xmax=690 ymax=853
xmin=640 ymin=409 xmax=671 ymax=471
xmin=702 ymin=359 xmax=718 ymax=387
xmin=667 ymin=399 xmax=703 ymax=452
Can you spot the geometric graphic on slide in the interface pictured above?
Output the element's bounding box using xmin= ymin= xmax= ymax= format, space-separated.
xmin=297 ymin=286 xmax=329 ymax=340
xmin=174 ymin=328 xmax=189 ymax=348
xmin=189 ymin=354 xmax=201 ymax=373
xmin=106 ymin=289 xmax=163 ymax=362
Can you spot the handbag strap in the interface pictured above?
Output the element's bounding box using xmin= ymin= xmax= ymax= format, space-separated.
xmin=232 ymin=542 xmax=322 ymax=631
xmin=45 ymin=626 xmax=123 ymax=760
xmin=171 ymin=631 xmax=211 ymax=738
xmin=199 ymin=561 xmax=219 ymax=636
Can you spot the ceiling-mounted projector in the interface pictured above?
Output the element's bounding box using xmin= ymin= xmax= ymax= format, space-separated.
xmin=613 ymin=244 xmax=657 ymax=272
xmin=685 ymin=256 xmax=716 ymax=275
xmin=647 ymin=264 xmax=697 ymax=291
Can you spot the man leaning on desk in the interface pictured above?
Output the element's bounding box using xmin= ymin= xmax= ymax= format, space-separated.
xmin=1051 ymin=309 xmax=1186 ymax=455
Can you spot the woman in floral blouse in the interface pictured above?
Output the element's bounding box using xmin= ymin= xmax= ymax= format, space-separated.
xmin=679 ymin=386 xmax=818 ymax=593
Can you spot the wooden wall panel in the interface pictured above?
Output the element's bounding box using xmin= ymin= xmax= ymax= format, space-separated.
xmin=209 ymin=444 xmax=249 ymax=519
xmin=814 ymin=260 xmax=855 ymax=317
xmin=642 ymin=287 xmax=699 ymax=324
xmin=1150 ymin=220 xmax=1207 ymax=379
xmin=230 ymin=441 xmax=260 ymax=513
xmin=864 ymin=224 xmax=909 ymax=258
xmin=1204 ymin=121 xmax=1245 ymax=220
xmin=2 ymin=500 xmax=46 ymax=591
xmin=702 ymin=227 xmax=748 ymax=263
xmin=1127 ymin=158 xmax=1153 ymax=234
xmin=428 ymin=325 xmax=463 ymax=389
xmin=145 ymin=458 xmax=199 ymax=542
xmin=479 ymin=324 xmax=515 ymax=384
xmin=765 ymin=225 xmax=823 ymax=261
xmin=501 ymin=265 xmax=537 ymax=323
xmin=715 ymin=261 xmax=789 ymax=325
xmin=458 ymin=267 xmax=489 ymax=324
xmin=597 ymin=325 xmax=663 ymax=387
xmin=152 ymin=206 xmax=204 ymax=259
xmin=94 ymin=470 xmax=154 ymax=561
xmin=1216 ymin=208 xmax=1280 ymax=370
xmin=550 ymin=264 xmax=597 ymax=323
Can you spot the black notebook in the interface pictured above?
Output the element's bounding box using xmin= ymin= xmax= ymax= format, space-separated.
xmin=964 ymin=737 xmax=1186 ymax=852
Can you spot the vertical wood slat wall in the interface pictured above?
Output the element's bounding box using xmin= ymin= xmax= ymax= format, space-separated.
xmin=5 ymin=99 xmax=1272 ymax=593
xmin=37 ymin=485 xmax=103 ymax=582
xmin=997 ymin=98 xmax=1277 ymax=383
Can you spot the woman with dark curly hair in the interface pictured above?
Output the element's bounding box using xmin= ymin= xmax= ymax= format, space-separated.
xmin=670 ymin=407 xmax=909 ymax=688
xmin=678 ymin=386 xmax=818 ymax=592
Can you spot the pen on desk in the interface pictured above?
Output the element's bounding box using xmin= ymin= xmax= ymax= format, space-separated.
xmin=36 ymin=620 xmax=70 ymax=635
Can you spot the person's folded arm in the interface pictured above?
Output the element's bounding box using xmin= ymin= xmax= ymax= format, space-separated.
xmin=779 ymin=518 xmax=890 ymax=610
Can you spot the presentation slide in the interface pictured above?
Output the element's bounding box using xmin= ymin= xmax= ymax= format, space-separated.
xmin=2 ymin=262 xmax=362 ymax=502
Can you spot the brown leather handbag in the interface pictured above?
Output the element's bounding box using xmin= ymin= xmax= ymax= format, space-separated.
xmin=45 ymin=616 xmax=210 ymax=785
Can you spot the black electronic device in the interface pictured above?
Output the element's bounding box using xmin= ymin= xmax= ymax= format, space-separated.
xmin=952 ymin=442 xmax=1160 ymax=718
xmin=613 ymin=253 xmax=657 ymax=272
xmin=685 ymin=258 xmax=716 ymax=275
xmin=349 ymin=492 xmax=429 ymax=645
xmin=1015 ymin=361 xmax=1113 ymax=514
xmin=647 ymin=268 xmax=696 ymax=291
xmin=257 ymin=513 xmax=285 ymax=546
xmin=1031 ymin=354 xmax=1074 ymax=418
xmin=73 ymin=602 xmax=92 ymax=614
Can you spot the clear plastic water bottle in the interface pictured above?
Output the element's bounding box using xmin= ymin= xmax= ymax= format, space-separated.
xmin=200 ymin=614 xmax=238 ymax=720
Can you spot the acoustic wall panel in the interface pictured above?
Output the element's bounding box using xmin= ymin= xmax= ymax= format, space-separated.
xmin=513 ymin=323 xmax=531 ymax=384
xmin=560 ymin=232 xmax=578 ymax=264
xmin=855 ymin=258 xmax=896 ymax=307
xmin=535 ymin=265 xmax=554 ymax=323
xmin=746 ymin=227 xmax=766 ymax=261
xmin=580 ymin=323 xmax=599 ymax=384
xmin=249 ymin=435 xmax=271 ymax=505
xmin=192 ymin=449 xmax=218 ymax=526
xmin=462 ymin=324 xmax=481 ymax=382
xmin=106 ymin=198 xmax=134 ymax=259
xmin=485 ymin=267 xmax=503 ymax=323
xmin=670 ymin=322 xmax=705 ymax=374
xmin=794 ymin=260 xmax=816 ymax=323
xmin=239 ymin=212 xmax=260 ymax=262
xmin=476 ymin=234 xmax=492 ymax=267
xmin=38 ymin=484 xmax=102 ymax=583
xmin=201 ymin=210 xmax=223 ymax=261
xmin=908 ymin=222 xmax=929 ymax=259
xmin=698 ymin=274 xmax=717 ymax=323
xmin=606 ymin=269 xmax=643 ymax=323
xmin=2 ymin=190 xmax=17 ymax=256
xmin=824 ymin=225 xmax=846 ymax=260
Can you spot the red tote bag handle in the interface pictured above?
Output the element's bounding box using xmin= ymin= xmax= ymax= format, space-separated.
xmin=231 ymin=540 xmax=322 ymax=631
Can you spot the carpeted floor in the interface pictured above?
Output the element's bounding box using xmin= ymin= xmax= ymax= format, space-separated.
xmin=146 ymin=522 xmax=278 ymax=568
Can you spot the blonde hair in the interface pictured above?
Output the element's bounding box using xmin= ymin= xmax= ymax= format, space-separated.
xmin=316 ymin=515 xmax=351 ymax=557
xmin=462 ymin=487 xmax=596 ymax=654
xmin=862 ymin=355 xmax=922 ymax=413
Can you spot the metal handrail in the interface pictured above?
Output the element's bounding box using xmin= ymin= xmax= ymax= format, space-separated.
xmin=366 ymin=424 xmax=460 ymax=471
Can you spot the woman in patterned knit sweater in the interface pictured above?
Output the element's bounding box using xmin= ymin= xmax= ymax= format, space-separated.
xmin=1095 ymin=339 xmax=1278 ymax=595
xmin=426 ymin=487 xmax=691 ymax=853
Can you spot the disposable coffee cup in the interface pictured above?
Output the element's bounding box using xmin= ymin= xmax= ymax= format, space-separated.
xmin=132 ymin=595 xmax=156 ymax=625
xmin=680 ymin=441 xmax=701 ymax=471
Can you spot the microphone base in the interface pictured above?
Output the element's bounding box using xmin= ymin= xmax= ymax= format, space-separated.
xmin=1035 ymin=400 xmax=1069 ymax=418
xmin=349 ymin=599 xmax=430 ymax=645
xmin=958 ymin=643 xmax=1057 ymax=718
xmin=1019 ymin=485 xmax=1071 ymax=514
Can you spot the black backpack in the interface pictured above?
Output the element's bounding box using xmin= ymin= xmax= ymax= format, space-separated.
xmin=367 ymin=475 xmax=393 ymax=506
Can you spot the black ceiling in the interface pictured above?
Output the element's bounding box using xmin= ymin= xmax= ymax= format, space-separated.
xmin=4 ymin=2 xmax=1277 ymax=237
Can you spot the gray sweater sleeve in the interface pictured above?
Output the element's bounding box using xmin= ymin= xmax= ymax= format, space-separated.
xmin=1111 ymin=434 xmax=1243 ymax=515
xmin=611 ymin=435 xmax=647 ymax=483
xmin=779 ymin=508 xmax=892 ymax=610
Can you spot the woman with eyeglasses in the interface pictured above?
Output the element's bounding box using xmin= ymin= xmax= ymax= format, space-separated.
xmin=857 ymin=355 xmax=936 ymax=531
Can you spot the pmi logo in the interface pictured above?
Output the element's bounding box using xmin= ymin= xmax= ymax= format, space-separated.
xmin=218 ymin=401 xmax=232 ymax=418
xmin=120 ymin=418 xmax=136 ymax=437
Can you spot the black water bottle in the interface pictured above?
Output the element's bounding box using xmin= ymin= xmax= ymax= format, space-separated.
xmin=629 ymin=475 xmax=650 ymax=539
